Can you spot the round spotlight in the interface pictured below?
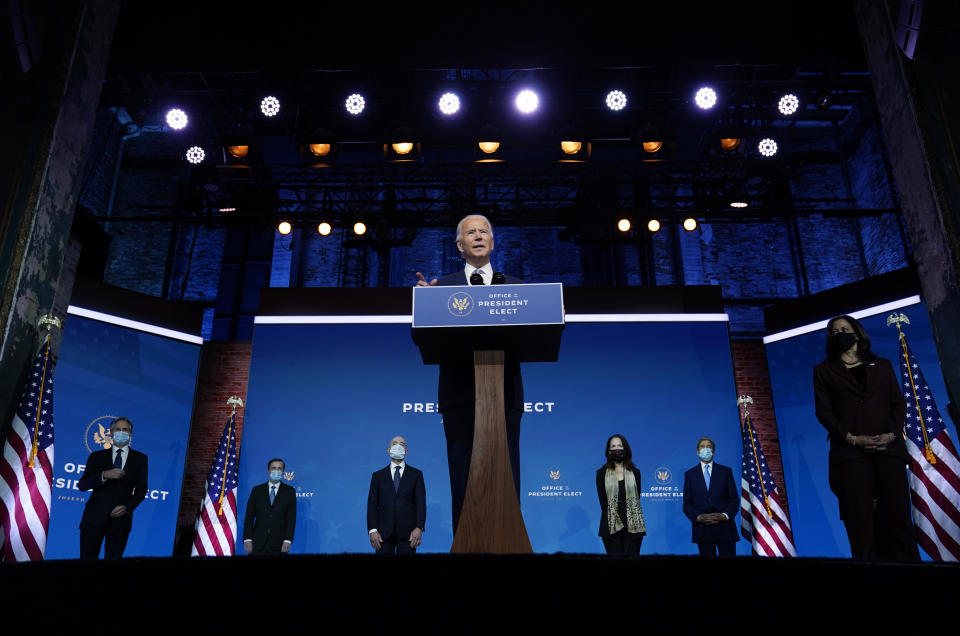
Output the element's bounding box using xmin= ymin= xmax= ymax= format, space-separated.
xmin=515 ymin=89 xmax=539 ymax=114
xmin=778 ymin=93 xmax=799 ymax=116
xmin=647 ymin=219 xmax=661 ymax=233
xmin=758 ymin=138 xmax=778 ymax=157
xmin=694 ymin=87 xmax=717 ymax=110
xmin=560 ymin=141 xmax=582 ymax=155
xmin=438 ymin=92 xmax=461 ymax=115
xmin=260 ymin=96 xmax=280 ymax=117
xmin=219 ymin=207 xmax=236 ymax=213
xmin=227 ymin=145 xmax=249 ymax=159
xmin=478 ymin=141 xmax=500 ymax=154
xmin=278 ymin=221 xmax=292 ymax=235
xmin=353 ymin=222 xmax=367 ymax=235
xmin=617 ymin=218 xmax=631 ymax=232
xmin=720 ymin=137 xmax=740 ymax=152
xmin=309 ymin=143 xmax=331 ymax=158
xmin=642 ymin=141 xmax=663 ymax=153
xmin=345 ymin=93 xmax=366 ymax=115
xmin=185 ymin=146 xmax=205 ymax=164
xmin=683 ymin=218 xmax=698 ymax=231
xmin=165 ymin=108 xmax=188 ymax=130
xmin=730 ymin=201 xmax=748 ymax=208
xmin=392 ymin=142 xmax=414 ymax=155
xmin=318 ymin=222 xmax=332 ymax=236
xmin=605 ymin=90 xmax=627 ymax=111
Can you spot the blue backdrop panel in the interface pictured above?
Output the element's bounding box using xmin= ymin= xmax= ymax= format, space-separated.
xmin=765 ymin=303 xmax=951 ymax=559
xmin=47 ymin=315 xmax=200 ymax=559
xmin=239 ymin=319 xmax=745 ymax=554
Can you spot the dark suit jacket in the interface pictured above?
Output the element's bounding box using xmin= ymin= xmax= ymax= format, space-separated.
xmin=366 ymin=464 xmax=427 ymax=541
xmin=242 ymin=481 xmax=297 ymax=552
xmin=435 ymin=271 xmax=524 ymax=411
xmin=682 ymin=462 xmax=740 ymax=544
xmin=76 ymin=447 xmax=148 ymax=531
xmin=813 ymin=357 xmax=908 ymax=463
xmin=595 ymin=466 xmax=644 ymax=537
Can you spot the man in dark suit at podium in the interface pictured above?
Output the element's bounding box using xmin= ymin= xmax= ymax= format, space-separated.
xmin=682 ymin=437 xmax=740 ymax=556
xmin=416 ymin=214 xmax=523 ymax=532
xmin=77 ymin=417 xmax=148 ymax=559
xmin=367 ymin=435 xmax=426 ymax=554
xmin=242 ymin=458 xmax=297 ymax=554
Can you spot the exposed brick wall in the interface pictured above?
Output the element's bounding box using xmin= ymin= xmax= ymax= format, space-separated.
xmin=729 ymin=339 xmax=791 ymax=517
xmin=173 ymin=341 xmax=252 ymax=554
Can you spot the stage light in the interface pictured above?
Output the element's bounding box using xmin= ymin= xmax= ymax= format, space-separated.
xmin=227 ymin=145 xmax=249 ymax=159
xmin=694 ymin=87 xmax=717 ymax=110
xmin=515 ymin=89 xmax=539 ymax=114
xmin=260 ymin=96 xmax=280 ymax=117
xmin=219 ymin=207 xmax=236 ymax=213
xmin=478 ymin=141 xmax=500 ymax=154
xmin=647 ymin=219 xmax=661 ymax=232
xmin=353 ymin=222 xmax=367 ymax=235
xmin=778 ymin=93 xmax=799 ymax=116
xmin=730 ymin=201 xmax=748 ymax=208
xmin=318 ymin=222 xmax=332 ymax=236
xmin=605 ymin=90 xmax=627 ymax=111
xmin=438 ymin=92 xmax=460 ymax=115
xmin=758 ymin=138 xmax=778 ymax=157
xmin=720 ymin=137 xmax=740 ymax=152
xmin=642 ymin=141 xmax=663 ymax=153
xmin=683 ymin=218 xmax=698 ymax=231
xmin=309 ymin=143 xmax=331 ymax=158
xmin=185 ymin=146 xmax=205 ymax=164
xmin=617 ymin=218 xmax=631 ymax=232
xmin=561 ymin=141 xmax=582 ymax=155
xmin=166 ymin=108 xmax=188 ymax=130
xmin=345 ymin=93 xmax=366 ymax=115
xmin=392 ymin=142 xmax=414 ymax=155
xmin=278 ymin=221 xmax=292 ymax=235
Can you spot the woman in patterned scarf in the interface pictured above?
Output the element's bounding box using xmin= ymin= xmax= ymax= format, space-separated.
xmin=596 ymin=434 xmax=646 ymax=554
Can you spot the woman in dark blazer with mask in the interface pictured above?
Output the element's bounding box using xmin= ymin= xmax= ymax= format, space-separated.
xmin=813 ymin=315 xmax=919 ymax=560
xmin=596 ymin=433 xmax=646 ymax=554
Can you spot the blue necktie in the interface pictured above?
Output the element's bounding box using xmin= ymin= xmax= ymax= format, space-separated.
xmin=270 ymin=485 xmax=276 ymax=505
xmin=704 ymin=463 xmax=711 ymax=489
xmin=394 ymin=466 xmax=401 ymax=493
xmin=113 ymin=449 xmax=123 ymax=470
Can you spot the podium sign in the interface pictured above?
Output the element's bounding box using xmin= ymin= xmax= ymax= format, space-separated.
xmin=412 ymin=283 xmax=564 ymax=328
xmin=412 ymin=283 xmax=564 ymax=365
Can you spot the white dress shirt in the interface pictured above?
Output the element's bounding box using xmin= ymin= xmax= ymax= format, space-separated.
xmin=463 ymin=263 xmax=493 ymax=285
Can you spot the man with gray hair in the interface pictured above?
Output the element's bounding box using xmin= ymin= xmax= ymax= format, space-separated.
xmin=415 ymin=214 xmax=524 ymax=532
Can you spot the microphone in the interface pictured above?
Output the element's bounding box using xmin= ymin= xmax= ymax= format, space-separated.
xmin=469 ymin=272 xmax=485 ymax=285
xmin=492 ymin=272 xmax=506 ymax=284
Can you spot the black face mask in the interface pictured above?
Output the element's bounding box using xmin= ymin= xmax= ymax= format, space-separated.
xmin=830 ymin=332 xmax=857 ymax=355
xmin=610 ymin=449 xmax=625 ymax=461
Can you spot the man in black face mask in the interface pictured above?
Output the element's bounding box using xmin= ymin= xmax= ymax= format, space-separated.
xmin=813 ymin=315 xmax=920 ymax=560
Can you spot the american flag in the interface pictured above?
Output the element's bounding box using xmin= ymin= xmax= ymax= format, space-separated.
xmin=191 ymin=410 xmax=240 ymax=556
xmin=0 ymin=338 xmax=55 ymax=562
xmin=740 ymin=409 xmax=797 ymax=556
xmin=897 ymin=330 xmax=960 ymax=561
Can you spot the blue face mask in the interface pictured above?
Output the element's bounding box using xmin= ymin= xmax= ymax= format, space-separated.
xmin=112 ymin=431 xmax=131 ymax=446
xmin=269 ymin=469 xmax=283 ymax=482
xmin=698 ymin=447 xmax=714 ymax=462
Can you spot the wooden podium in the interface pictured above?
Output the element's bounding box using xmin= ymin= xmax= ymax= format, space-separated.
xmin=412 ymin=283 xmax=563 ymax=553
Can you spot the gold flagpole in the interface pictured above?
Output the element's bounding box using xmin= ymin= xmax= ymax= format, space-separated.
xmin=739 ymin=395 xmax=772 ymax=518
xmin=218 ymin=396 xmax=243 ymax=515
xmin=887 ymin=312 xmax=935 ymax=464
xmin=29 ymin=314 xmax=62 ymax=468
